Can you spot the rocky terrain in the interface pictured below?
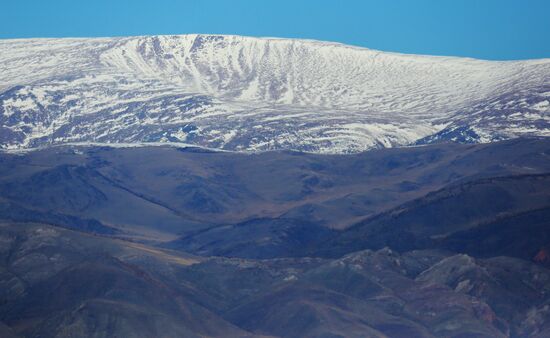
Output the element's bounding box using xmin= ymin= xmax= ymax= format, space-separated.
xmin=0 ymin=138 xmax=549 ymax=337
xmin=2 ymin=34 xmax=550 ymax=337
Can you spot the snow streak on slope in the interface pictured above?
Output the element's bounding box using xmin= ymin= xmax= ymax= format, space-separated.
xmin=1 ymin=35 xmax=549 ymax=153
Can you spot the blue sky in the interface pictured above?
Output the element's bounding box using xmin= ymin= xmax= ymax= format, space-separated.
xmin=1 ymin=0 xmax=549 ymax=60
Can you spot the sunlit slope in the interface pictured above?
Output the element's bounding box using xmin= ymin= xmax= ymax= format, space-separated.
xmin=1 ymin=35 xmax=549 ymax=152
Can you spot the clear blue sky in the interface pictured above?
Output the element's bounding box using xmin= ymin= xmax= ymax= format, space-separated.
xmin=1 ymin=0 xmax=549 ymax=60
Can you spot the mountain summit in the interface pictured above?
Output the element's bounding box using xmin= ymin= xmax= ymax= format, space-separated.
xmin=1 ymin=34 xmax=549 ymax=152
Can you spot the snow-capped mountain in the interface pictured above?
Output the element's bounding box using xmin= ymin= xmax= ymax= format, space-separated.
xmin=1 ymin=34 xmax=549 ymax=153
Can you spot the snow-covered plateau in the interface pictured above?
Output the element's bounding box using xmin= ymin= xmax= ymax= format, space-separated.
xmin=1 ymin=34 xmax=549 ymax=153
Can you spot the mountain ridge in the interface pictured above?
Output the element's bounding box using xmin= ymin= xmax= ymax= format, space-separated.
xmin=1 ymin=34 xmax=549 ymax=153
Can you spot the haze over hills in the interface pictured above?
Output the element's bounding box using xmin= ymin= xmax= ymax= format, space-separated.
xmin=1 ymin=34 xmax=549 ymax=153
xmin=2 ymin=33 xmax=550 ymax=337
xmin=1 ymin=139 xmax=550 ymax=337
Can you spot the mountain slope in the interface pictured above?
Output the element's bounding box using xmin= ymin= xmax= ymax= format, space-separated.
xmin=1 ymin=140 xmax=550 ymax=336
xmin=5 ymin=222 xmax=550 ymax=337
xmin=1 ymin=138 xmax=549 ymax=246
xmin=1 ymin=35 xmax=549 ymax=153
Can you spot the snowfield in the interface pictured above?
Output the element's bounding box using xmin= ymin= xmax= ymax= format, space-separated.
xmin=1 ymin=34 xmax=549 ymax=153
